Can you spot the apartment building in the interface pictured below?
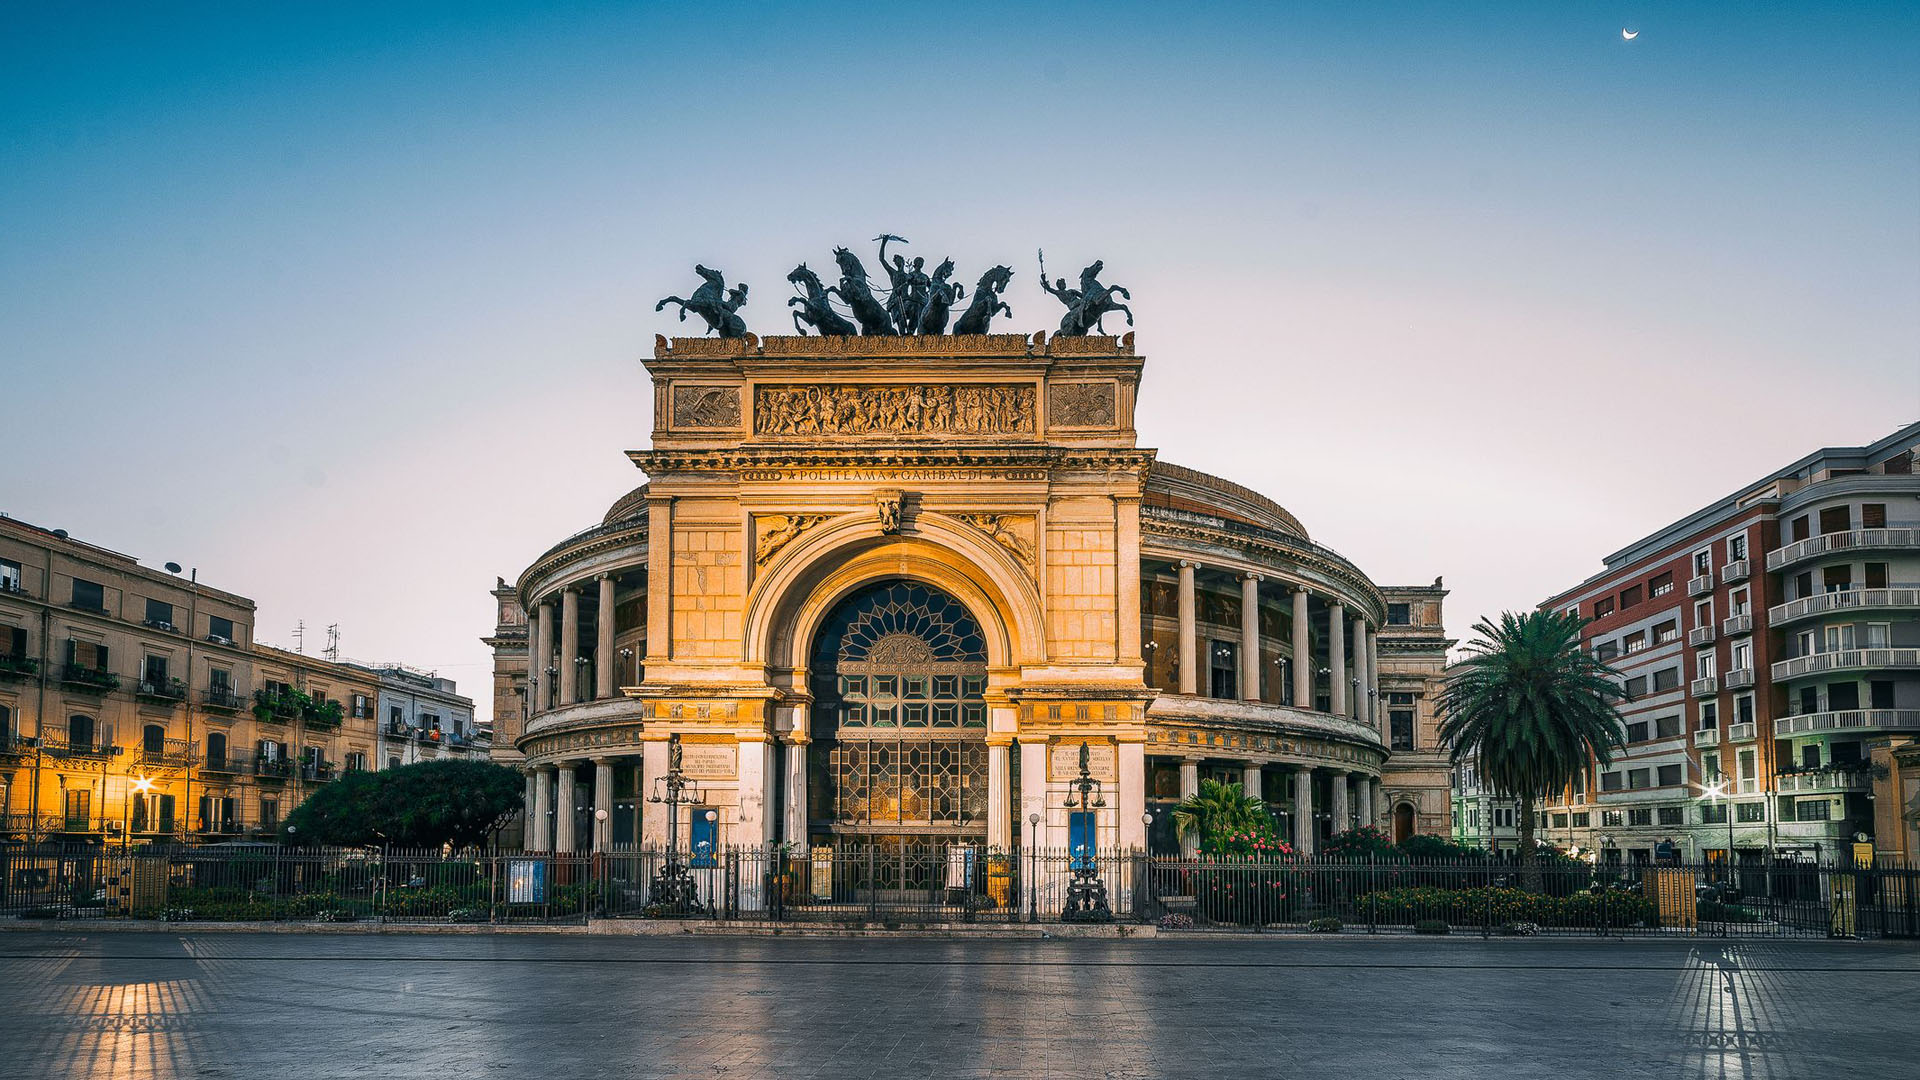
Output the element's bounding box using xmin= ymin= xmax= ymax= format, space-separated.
xmin=1541 ymin=422 xmax=1919 ymax=868
xmin=0 ymin=515 xmax=482 ymax=845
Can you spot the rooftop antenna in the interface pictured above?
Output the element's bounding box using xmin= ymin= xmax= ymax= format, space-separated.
xmin=324 ymin=624 xmax=340 ymax=662
xmin=292 ymin=620 xmax=305 ymax=655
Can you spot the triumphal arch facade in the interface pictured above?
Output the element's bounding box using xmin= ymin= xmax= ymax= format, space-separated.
xmin=493 ymin=327 xmax=1450 ymax=857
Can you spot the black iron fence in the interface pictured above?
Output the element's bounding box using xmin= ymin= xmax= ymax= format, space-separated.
xmin=3 ymin=844 xmax=1917 ymax=937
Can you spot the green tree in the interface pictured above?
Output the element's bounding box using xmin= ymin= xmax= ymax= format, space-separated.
xmin=283 ymin=759 xmax=524 ymax=849
xmin=1172 ymin=779 xmax=1285 ymax=856
xmin=1437 ymin=610 xmax=1626 ymax=890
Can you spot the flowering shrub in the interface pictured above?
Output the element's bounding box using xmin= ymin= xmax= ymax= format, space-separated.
xmin=1322 ymin=826 xmax=1399 ymax=859
xmin=1354 ymin=886 xmax=1657 ymax=929
xmin=1157 ymin=913 xmax=1194 ymax=930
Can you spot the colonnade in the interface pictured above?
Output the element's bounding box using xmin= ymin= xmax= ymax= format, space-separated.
xmin=1168 ymin=561 xmax=1381 ymax=728
xmin=527 ymin=574 xmax=622 ymax=714
xmin=1168 ymin=755 xmax=1379 ymax=857
xmin=521 ymin=756 xmax=627 ymax=853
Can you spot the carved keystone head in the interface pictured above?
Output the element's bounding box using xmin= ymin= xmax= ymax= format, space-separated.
xmin=874 ymin=490 xmax=905 ymax=534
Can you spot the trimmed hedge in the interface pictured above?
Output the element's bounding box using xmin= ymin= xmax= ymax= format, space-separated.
xmin=1353 ymin=886 xmax=1658 ymax=929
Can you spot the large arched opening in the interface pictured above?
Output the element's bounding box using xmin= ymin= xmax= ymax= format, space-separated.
xmin=805 ymin=579 xmax=991 ymax=852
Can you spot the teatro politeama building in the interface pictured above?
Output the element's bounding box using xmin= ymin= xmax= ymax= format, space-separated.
xmin=487 ymin=320 xmax=1452 ymax=862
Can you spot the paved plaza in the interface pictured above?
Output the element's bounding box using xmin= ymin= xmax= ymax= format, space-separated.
xmin=0 ymin=930 xmax=1912 ymax=1079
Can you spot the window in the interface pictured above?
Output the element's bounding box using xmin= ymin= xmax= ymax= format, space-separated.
xmin=1728 ymin=588 xmax=1749 ymax=615
xmin=1728 ymin=534 xmax=1747 ymax=561
xmin=1823 ymin=625 xmax=1856 ymax=652
xmin=1701 ymin=803 xmax=1727 ymax=824
xmin=1390 ymin=709 xmax=1415 ymax=751
xmin=0 ymin=558 xmax=20 ymax=593
xmin=1701 ymin=751 xmax=1720 ymax=779
xmin=1624 ymin=676 xmax=1646 ymax=699
xmin=1627 ymin=808 xmax=1652 ymax=827
xmin=1872 ymin=681 xmax=1897 ymax=709
xmin=390 ymin=706 xmax=404 ymax=727
xmin=1693 ymin=599 xmax=1712 ymax=627
xmin=1656 ymin=714 xmax=1681 ymax=738
xmin=1621 ymin=585 xmax=1644 ymax=610
xmin=1866 ymin=623 xmax=1890 ymax=649
xmin=1736 ymin=695 xmax=1754 ymax=726
xmin=67 ymin=639 xmax=109 ymax=672
xmin=1493 ymin=807 xmax=1514 ymax=828
xmin=387 ymin=755 xmax=401 ymax=771
xmin=1596 ymin=641 xmax=1619 ymax=661
xmin=4 ymin=624 xmax=26 ymax=660
xmin=1737 ymin=748 xmax=1756 ymax=780
xmin=1650 ymin=572 xmax=1674 ymax=598
xmin=1832 ymin=740 xmax=1862 ymax=765
xmin=70 ymin=578 xmax=105 ymax=611
xmin=1387 ymin=603 xmax=1411 ymax=626
xmin=1801 ymin=743 xmax=1822 ymax=769
xmin=260 ymin=798 xmax=280 ymax=830
xmin=1571 ymin=812 xmax=1590 ymax=828
xmin=1208 ymin=640 xmax=1237 ymax=699
xmin=142 ymin=654 xmax=169 ymax=687
xmin=68 ymin=714 xmax=95 ymax=748
xmin=144 ymin=599 xmax=174 ymax=629
xmin=352 ymin=694 xmax=370 ymax=718
xmin=1653 ymin=667 xmax=1679 ymax=693
xmin=346 ymin=751 xmax=367 ymax=772
xmin=1828 ymin=682 xmax=1859 ymax=711
xmin=1654 ymin=620 xmax=1679 ymax=645
xmin=1796 ymin=799 xmax=1831 ymax=822
xmin=1623 ymin=631 xmax=1647 ymax=654
xmin=1791 ymin=515 xmax=1810 ymax=542
xmin=1627 ymin=768 xmax=1650 ymax=790
xmin=1693 ymin=550 xmax=1712 ymax=575
xmin=1626 ymin=721 xmax=1650 ymax=743
xmin=1601 ymin=810 xmax=1624 ymax=828
xmin=1552 ymin=813 xmax=1568 ymax=829
xmin=1657 ymin=807 xmax=1683 ymax=826
xmin=1797 ymin=686 xmax=1818 ymax=714
xmin=1657 ymin=764 xmax=1682 ymax=787
xmin=1730 ymin=641 xmax=1752 ymax=671
xmin=207 ymin=615 xmax=235 ymax=643
xmin=1824 ymin=565 xmax=1853 ymax=592
xmin=1862 ymin=503 xmax=1887 ymax=528
xmin=1866 ymin=563 xmax=1889 ymax=589
xmin=1698 ymin=701 xmax=1717 ymax=731
xmin=1737 ymin=802 xmax=1765 ymax=823
xmin=1593 ymin=597 xmax=1614 ymax=619
xmin=1819 ymin=506 xmax=1851 ymax=534
xmin=1601 ymin=772 xmax=1623 ymax=792
xmin=1696 ymin=651 xmax=1716 ymax=679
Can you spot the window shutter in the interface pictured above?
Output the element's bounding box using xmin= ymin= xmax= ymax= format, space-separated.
xmin=1862 ymin=504 xmax=1887 ymax=528
xmin=97 ymin=643 xmax=110 ymax=671
xmin=6 ymin=626 xmax=23 ymax=655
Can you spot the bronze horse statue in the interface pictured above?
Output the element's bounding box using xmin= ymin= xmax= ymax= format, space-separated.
xmin=915 ymin=258 xmax=966 ymax=335
xmin=786 ymin=264 xmax=857 ymax=336
xmin=832 ymin=247 xmax=895 ymax=335
xmin=953 ymin=265 xmax=1014 ymax=335
xmin=655 ymin=264 xmax=749 ymax=338
xmin=1040 ymin=255 xmax=1132 ymax=336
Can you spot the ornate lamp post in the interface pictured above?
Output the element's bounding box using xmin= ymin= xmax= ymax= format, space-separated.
xmin=1061 ymin=744 xmax=1113 ymax=923
xmin=647 ymin=734 xmax=708 ymax=915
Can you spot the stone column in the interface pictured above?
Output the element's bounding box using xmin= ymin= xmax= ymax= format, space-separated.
xmin=1367 ymin=629 xmax=1381 ymax=731
xmin=1329 ymin=770 xmax=1350 ymax=835
xmin=1357 ymin=775 xmax=1375 ymax=828
xmin=1351 ymin=616 xmax=1368 ymax=720
xmin=596 ymin=575 xmax=617 ymax=700
xmin=1292 ymin=589 xmax=1311 ymax=708
xmin=1328 ymin=602 xmax=1347 ymax=716
xmin=521 ymin=770 xmax=536 ymax=849
xmin=1118 ymin=741 xmax=1146 ymax=851
xmin=784 ymin=738 xmax=808 ymax=847
xmin=1019 ymin=738 xmax=1047 ymax=851
xmin=1292 ymin=767 xmax=1314 ymax=855
xmin=641 ymin=739 xmax=669 ymax=847
xmin=1239 ymin=573 xmax=1261 ymax=702
xmin=554 ymin=762 xmax=578 ymax=853
xmin=1176 ymin=561 xmax=1199 ymax=695
xmin=1178 ymin=759 xmax=1200 ymax=857
xmin=987 ymin=740 xmax=1012 ymax=850
xmin=533 ymin=600 xmax=554 ymax=714
xmin=559 ymin=587 xmax=581 ymax=706
xmin=592 ymin=758 xmax=614 ymax=852
xmin=738 ymin=735 xmax=769 ymax=844
xmin=532 ymin=766 xmax=554 ymax=851
xmin=1241 ymin=761 xmax=1262 ymax=800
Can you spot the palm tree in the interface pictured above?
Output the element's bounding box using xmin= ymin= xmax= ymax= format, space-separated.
xmin=1171 ymin=778 xmax=1272 ymax=853
xmin=1438 ymin=609 xmax=1627 ymax=890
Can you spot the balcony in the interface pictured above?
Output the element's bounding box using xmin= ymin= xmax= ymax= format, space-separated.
xmin=142 ymin=618 xmax=179 ymax=634
xmin=1688 ymin=625 xmax=1716 ymax=647
xmin=1725 ymin=667 xmax=1755 ymax=690
xmin=300 ymin=760 xmax=337 ymax=783
xmin=134 ymin=677 xmax=188 ymax=706
xmin=1769 ymin=587 xmax=1920 ymax=626
xmin=1728 ymin=722 xmax=1757 ymax=742
xmin=39 ymin=733 xmax=122 ymax=760
xmin=1775 ymin=767 xmax=1872 ymax=794
xmin=200 ymin=749 xmax=249 ymax=775
xmin=1690 ymin=676 xmax=1719 ymax=697
xmin=137 ymin=738 xmax=197 ymax=768
xmin=1774 ymin=709 xmax=1920 ymax=737
xmin=59 ymin=664 xmax=120 ymax=694
xmin=0 ymin=733 xmax=38 ymax=758
xmin=202 ymin=685 xmax=246 ymax=713
xmin=1721 ymin=559 xmax=1751 ymax=584
xmin=1721 ymin=613 xmax=1753 ymax=636
xmin=302 ymin=700 xmax=344 ymax=731
xmin=253 ymin=756 xmax=296 ymax=782
xmin=253 ymin=689 xmax=301 ymax=722
xmin=1694 ymin=727 xmax=1720 ymax=747
xmin=1771 ymin=648 xmax=1920 ymax=681
xmin=0 ymin=578 xmax=27 ymax=597
xmin=1688 ymin=572 xmax=1714 ymax=597
xmin=1767 ymin=527 xmax=1920 ymax=571
xmin=0 ymin=654 xmax=38 ymax=682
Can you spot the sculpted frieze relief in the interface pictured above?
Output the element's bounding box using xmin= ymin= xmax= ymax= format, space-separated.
xmin=754 ymin=384 xmax=1036 ymax=437
xmin=753 ymin=513 xmax=831 ymax=567
xmin=1047 ymin=382 xmax=1116 ymax=427
xmin=953 ymin=513 xmax=1036 ymax=572
xmin=671 ymin=385 xmax=742 ymax=428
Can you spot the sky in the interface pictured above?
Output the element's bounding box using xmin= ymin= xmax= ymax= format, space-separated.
xmin=3 ymin=1 xmax=1916 ymax=724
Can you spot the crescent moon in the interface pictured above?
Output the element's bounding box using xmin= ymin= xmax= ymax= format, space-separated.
xmin=1622 ymin=28 xmax=1639 ymax=40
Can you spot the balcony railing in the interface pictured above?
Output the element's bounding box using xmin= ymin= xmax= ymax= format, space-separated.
xmin=1774 ymin=768 xmax=1871 ymax=794
xmin=253 ymin=690 xmax=301 ymax=721
xmin=302 ymin=702 xmax=344 ymax=730
xmin=59 ymin=664 xmax=120 ymax=694
xmin=137 ymin=738 xmax=197 ymax=768
xmin=134 ymin=677 xmax=188 ymax=705
xmin=39 ymin=733 xmax=122 ymax=759
xmin=0 ymin=732 xmax=38 ymax=757
xmin=1767 ymin=527 xmax=1920 ymax=571
xmin=1724 ymin=667 xmax=1755 ymax=690
xmin=0 ymin=578 xmax=27 ymax=597
xmin=1728 ymin=722 xmax=1757 ymax=742
xmin=1690 ymin=676 xmax=1718 ymax=697
xmin=1687 ymin=625 xmax=1715 ymax=647
xmin=1687 ymin=572 xmax=1714 ymax=597
xmin=1769 ymin=587 xmax=1920 ymax=625
xmin=1771 ymin=648 xmax=1920 ymax=681
xmin=201 ymin=749 xmax=249 ymax=775
xmin=1694 ymin=727 xmax=1719 ymax=747
xmin=202 ymin=685 xmax=246 ymax=712
xmin=1774 ymin=709 xmax=1920 ymax=737
xmin=1721 ymin=559 xmax=1751 ymax=583
xmin=254 ymin=756 xmax=296 ymax=781
xmin=1721 ymin=613 xmax=1753 ymax=636
xmin=0 ymin=654 xmax=38 ymax=682
xmin=300 ymin=760 xmax=337 ymax=783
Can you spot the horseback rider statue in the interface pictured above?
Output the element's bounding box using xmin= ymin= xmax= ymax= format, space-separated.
xmin=655 ymin=264 xmax=750 ymax=338
xmin=1038 ymin=250 xmax=1133 ymax=337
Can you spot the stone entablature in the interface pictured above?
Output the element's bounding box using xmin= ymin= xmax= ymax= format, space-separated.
xmin=1141 ymin=505 xmax=1385 ymax=623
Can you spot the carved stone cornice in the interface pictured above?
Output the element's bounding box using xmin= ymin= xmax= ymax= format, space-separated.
xmin=630 ymin=445 xmax=1156 ymax=481
xmin=1141 ymin=507 xmax=1386 ymax=622
xmin=653 ymin=331 xmax=1135 ymax=361
xmin=516 ymin=520 xmax=649 ymax=608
